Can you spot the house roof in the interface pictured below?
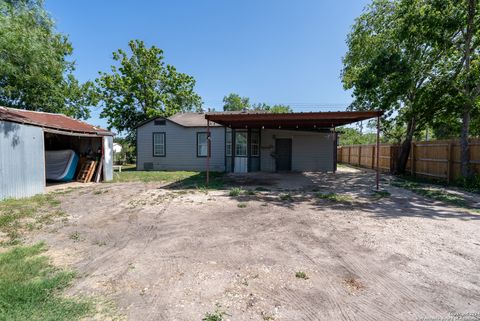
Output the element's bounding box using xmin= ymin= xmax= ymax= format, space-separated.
xmin=205 ymin=111 xmax=383 ymax=129
xmin=168 ymin=112 xmax=222 ymax=127
xmin=0 ymin=106 xmax=113 ymax=136
xmin=135 ymin=112 xmax=223 ymax=128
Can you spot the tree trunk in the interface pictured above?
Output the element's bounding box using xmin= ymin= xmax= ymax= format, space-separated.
xmin=395 ymin=117 xmax=416 ymax=174
xmin=460 ymin=106 xmax=471 ymax=177
xmin=460 ymin=0 xmax=476 ymax=178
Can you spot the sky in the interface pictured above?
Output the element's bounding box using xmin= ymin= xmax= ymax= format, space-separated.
xmin=45 ymin=0 xmax=370 ymax=129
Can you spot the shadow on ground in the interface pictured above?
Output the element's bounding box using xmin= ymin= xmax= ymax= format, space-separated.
xmin=218 ymin=167 xmax=480 ymax=221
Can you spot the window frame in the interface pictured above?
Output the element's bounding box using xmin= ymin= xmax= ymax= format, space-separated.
xmin=152 ymin=132 xmax=166 ymax=157
xmin=235 ymin=131 xmax=248 ymax=157
xmin=154 ymin=119 xmax=166 ymax=126
xmin=250 ymin=130 xmax=260 ymax=157
xmin=226 ymin=129 xmax=232 ymax=157
xmin=197 ymin=132 xmax=210 ymax=158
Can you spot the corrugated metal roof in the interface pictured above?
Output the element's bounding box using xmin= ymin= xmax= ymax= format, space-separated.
xmin=136 ymin=110 xmax=382 ymax=129
xmin=0 ymin=106 xmax=113 ymax=136
xmin=205 ymin=110 xmax=383 ymax=129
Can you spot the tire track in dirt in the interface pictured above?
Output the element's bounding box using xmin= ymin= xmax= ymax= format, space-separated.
xmin=247 ymin=235 xmax=356 ymax=321
xmin=262 ymin=215 xmax=403 ymax=321
xmin=139 ymin=196 xmax=193 ymax=321
xmin=284 ymin=242 xmax=364 ymax=321
xmin=72 ymin=190 xmax=175 ymax=298
xmin=315 ymin=229 xmax=444 ymax=319
xmin=292 ymin=213 xmax=430 ymax=320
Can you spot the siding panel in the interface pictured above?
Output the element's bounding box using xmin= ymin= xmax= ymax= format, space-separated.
xmin=137 ymin=120 xmax=225 ymax=171
xmin=260 ymin=129 xmax=334 ymax=172
xmin=0 ymin=121 xmax=45 ymax=200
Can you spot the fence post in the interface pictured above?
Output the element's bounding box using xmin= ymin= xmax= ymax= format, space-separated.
xmin=348 ymin=146 xmax=351 ymax=164
xmin=447 ymin=142 xmax=453 ymax=184
xmin=358 ymin=145 xmax=362 ymax=166
xmin=390 ymin=145 xmax=394 ymax=173
xmin=411 ymin=142 xmax=416 ymax=177
xmin=371 ymin=145 xmax=376 ymax=169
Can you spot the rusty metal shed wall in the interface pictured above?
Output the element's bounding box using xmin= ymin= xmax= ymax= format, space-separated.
xmin=0 ymin=120 xmax=45 ymax=200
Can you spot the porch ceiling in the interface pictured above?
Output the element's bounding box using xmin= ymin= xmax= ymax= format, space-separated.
xmin=205 ymin=111 xmax=382 ymax=129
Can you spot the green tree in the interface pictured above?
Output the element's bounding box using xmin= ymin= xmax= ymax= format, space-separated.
xmin=251 ymin=103 xmax=292 ymax=113
xmin=251 ymin=102 xmax=269 ymax=111
xmin=338 ymin=126 xmax=377 ymax=145
xmin=222 ymin=93 xmax=292 ymax=113
xmin=95 ymin=40 xmax=202 ymax=137
xmin=444 ymin=0 xmax=480 ymax=177
xmin=269 ymin=104 xmax=292 ymax=113
xmin=222 ymin=93 xmax=250 ymax=111
xmin=0 ymin=0 xmax=92 ymax=118
xmin=342 ymin=0 xmax=458 ymax=173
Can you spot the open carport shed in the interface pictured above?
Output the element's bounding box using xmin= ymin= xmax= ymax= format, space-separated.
xmin=0 ymin=107 xmax=114 ymax=200
xmin=205 ymin=110 xmax=383 ymax=188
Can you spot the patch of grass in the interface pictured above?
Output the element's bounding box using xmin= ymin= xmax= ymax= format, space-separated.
xmin=396 ymin=172 xmax=480 ymax=194
xmin=316 ymin=192 xmax=352 ymax=203
xmin=229 ymin=188 xmax=258 ymax=197
xmin=69 ymin=231 xmax=82 ymax=242
xmin=0 ymin=194 xmax=63 ymax=245
xmin=112 ymin=170 xmax=197 ymax=183
xmin=111 ymin=170 xmax=225 ymax=189
xmin=51 ymin=187 xmax=81 ymax=196
xmin=373 ymin=190 xmax=391 ymax=198
xmin=336 ymin=163 xmax=350 ymax=169
xmin=0 ymin=243 xmax=92 ymax=320
xmin=261 ymin=313 xmax=275 ymax=321
xmin=229 ymin=187 xmax=245 ymax=197
xmin=202 ymin=304 xmax=227 ymax=321
xmin=237 ymin=202 xmax=247 ymax=208
xmin=279 ymin=193 xmax=294 ymax=202
xmin=254 ymin=187 xmax=270 ymax=192
xmin=295 ymin=271 xmax=309 ymax=279
xmin=344 ymin=276 xmax=364 ymax=291
xmin=392 ymin=179 xmax=467 ymax=207
xmin=93 ymin=240 xmax=107 ymax=247
xmin=454 ymin=175 xmax=480 ymax=193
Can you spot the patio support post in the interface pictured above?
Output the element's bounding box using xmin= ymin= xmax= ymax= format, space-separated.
xmin=376 ymin=115 xmax=380 ymax=190
xmin=206 ymin=119 xmax=210 ymax=187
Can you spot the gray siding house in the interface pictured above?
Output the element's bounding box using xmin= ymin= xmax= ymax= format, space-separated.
xmin=136 ymin=113 xmax=225 ymax=171
xmin=136 ymin=112 xmax=337 ymax=173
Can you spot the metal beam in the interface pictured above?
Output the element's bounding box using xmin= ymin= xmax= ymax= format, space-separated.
xmin=376 ymin=115 xmax=380 ymax=191
xmin=206 ymin=120 xmax=210 ymax=187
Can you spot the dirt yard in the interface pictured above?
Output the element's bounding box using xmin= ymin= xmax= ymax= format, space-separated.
xmin=29 ymin=167 xmax=480 ymax=321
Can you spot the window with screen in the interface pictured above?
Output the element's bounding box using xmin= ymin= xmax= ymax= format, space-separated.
xmin=153 ymin=132 xmax=165 ymax=156
xmin=251 ymin=131 xmax=259 ymax=157
xmin=235 ymin=131 xmax=248 ymax=156
xmin=197 ymin=132 xmax=209 ymax=157
xmin=226 ymin=129 xmax=232 ymax=156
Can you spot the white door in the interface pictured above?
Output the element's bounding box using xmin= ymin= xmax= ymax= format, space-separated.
xmin=234 ymin=157 xmax=248 ymax=173
xmin=234 ymin=131 xmax=248 ymax=173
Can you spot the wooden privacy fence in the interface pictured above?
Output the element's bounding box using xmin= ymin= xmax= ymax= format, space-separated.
xmin=337 ymin=139 xmax=480 ymax=183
